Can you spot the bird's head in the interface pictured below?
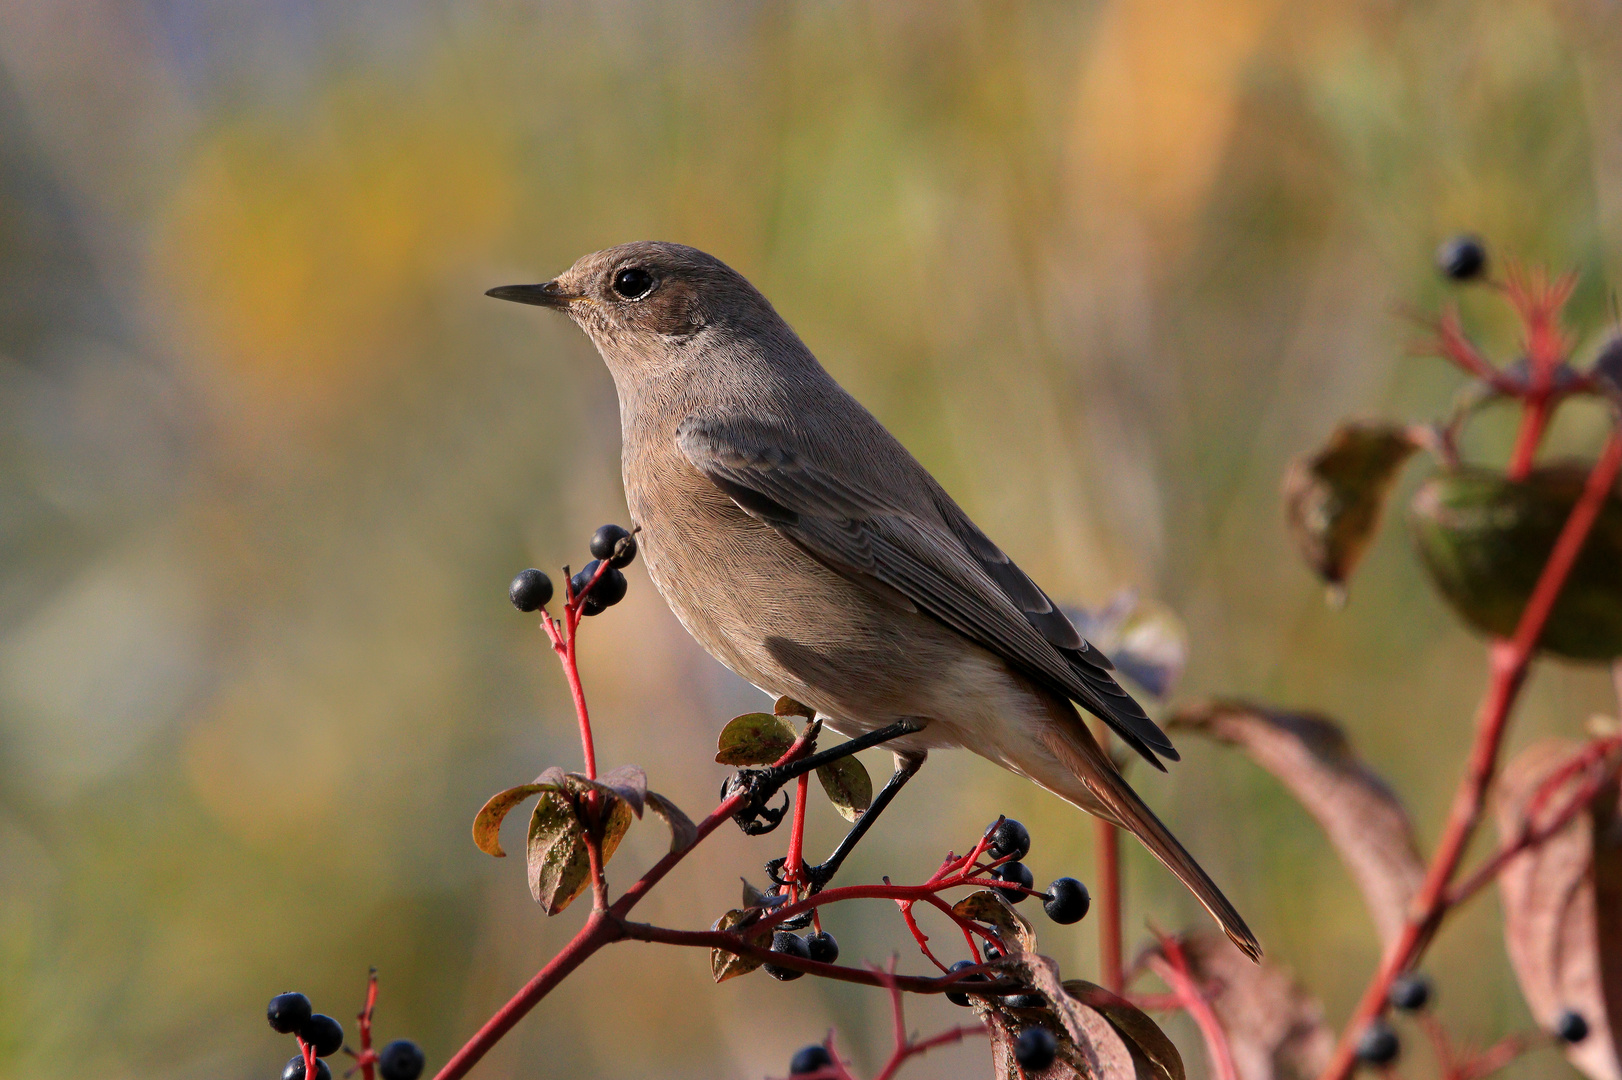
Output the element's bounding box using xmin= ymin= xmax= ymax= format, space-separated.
xmin=487 ymin=242 xmax=786 ymax=384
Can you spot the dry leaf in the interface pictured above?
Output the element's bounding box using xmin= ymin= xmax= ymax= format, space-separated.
xmin=1496 ymin=740 xmax=1622 ymax=1080
xmin=1166 ymin=931 xmax=1333 ymax=1080
xmin=1171 ymin=701 xmax=1424 ymax=947
xmin=644 ymin=790 xmax=696 ymax=853
xmin=975 ymin=950 xmax=1180 ymax=1080
xmin=1283 ymin=421 xmax=1418 ymax=592
xmin=709 ymin=908 xmax=770 ymax=982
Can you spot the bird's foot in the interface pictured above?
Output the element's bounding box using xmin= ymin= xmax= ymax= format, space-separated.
xmin=765 ymin=855 xmax=839 ymax=895
xmin=721 ymin=768 xmax=790 ymax=836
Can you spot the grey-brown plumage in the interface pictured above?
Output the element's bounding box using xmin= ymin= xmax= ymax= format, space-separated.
xmin=488 ymin=242 xmax=1260 ymax=960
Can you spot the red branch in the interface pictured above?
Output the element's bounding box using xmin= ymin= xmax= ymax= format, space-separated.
xmin=1145 ymin=932 xmax=1238 ymax=1080
xmin=1093 ymin=720 xmax=1125 ymax=994
xmin=353 ymin=968 xmax=379 ymax=1080
xmin=1318 ymin=422 xmax=1622 ymax=1080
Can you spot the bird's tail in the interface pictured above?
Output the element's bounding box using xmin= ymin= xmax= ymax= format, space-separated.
xmin=1037 ymin=703 xmax=1262 ymax=962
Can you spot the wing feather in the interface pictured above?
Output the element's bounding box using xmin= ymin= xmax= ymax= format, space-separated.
xmin=677 ymin=415 xmax=1178 ymax=767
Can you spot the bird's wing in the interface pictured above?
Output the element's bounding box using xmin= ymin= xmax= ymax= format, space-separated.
xmin=676 ymin=413 xmax=1177 ymax=768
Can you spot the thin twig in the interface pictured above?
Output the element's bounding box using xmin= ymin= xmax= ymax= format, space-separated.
xmin=1146 ymin=931 xmax=1238 ymax=1080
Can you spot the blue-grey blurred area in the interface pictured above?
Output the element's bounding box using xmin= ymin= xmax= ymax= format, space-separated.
xmin=3 ymin=2 xmax=1620 ymax=1077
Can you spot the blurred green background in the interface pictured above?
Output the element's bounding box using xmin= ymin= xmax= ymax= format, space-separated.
xmin=3 ymin=2 xmax=1622 ymax=1077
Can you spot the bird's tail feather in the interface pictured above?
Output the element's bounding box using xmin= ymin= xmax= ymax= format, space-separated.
xmin=1037 ymin=719 xmax=1262 ymax=962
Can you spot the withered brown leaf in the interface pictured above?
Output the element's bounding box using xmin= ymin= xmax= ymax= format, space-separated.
xmin=1170 ymin=701 xmax=1424 ymax=948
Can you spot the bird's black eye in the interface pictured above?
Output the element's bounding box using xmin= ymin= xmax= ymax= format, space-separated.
xmin=612 ymin=267 xmax=655 ymax=300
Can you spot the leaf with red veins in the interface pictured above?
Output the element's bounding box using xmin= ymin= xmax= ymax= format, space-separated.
xmin=1170 ymin=701 xmax=1424 ymax=948
xmin=1496 ymin=739 xmax=1622 ymax=1080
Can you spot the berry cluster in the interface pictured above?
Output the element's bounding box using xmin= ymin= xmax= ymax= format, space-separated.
xmin=266 ymin=988 xmax=424 ymax=1080
xmin=764 ymin=929 xmax=840 ymax=981
xmin=984 ymin=818 xmax=1091 ymax=924
xmin=510 ymin=524 xmax=638 ymax=617
xmin=268 ymin=993 xmax=346 ymax=1080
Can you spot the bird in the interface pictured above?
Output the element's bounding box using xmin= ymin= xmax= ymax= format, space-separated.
xmin=487 ymin=242 xmax=1260 ymax=960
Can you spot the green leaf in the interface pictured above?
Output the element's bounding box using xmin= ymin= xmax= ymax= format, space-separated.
xmin=952 ymin=889 xmax=1037 ymax=955
xmin=710 ymin=908 xmax=771 ymax=982
xmin=1284 ymin=422 xmax=1418 ymax=594
xmin=815 ymin=756 xmax=872 ymax=822
xmin=715 ymin=712 xmax=798 ymax=766
xmin=1410 ymin=464 xmax=1622 ymax=661
xmin=471 ymin=766 xmax=566 ymax=858
xmin=525 ymin=780 xmax=634 ymax=915
xmin=645 ymin=790 xmax=696 ymax=853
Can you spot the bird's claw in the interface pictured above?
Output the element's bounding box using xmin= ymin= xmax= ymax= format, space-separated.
xmin=765 ymin=855 xmax=838 ymax=895
xmin=722 ymin=768 xmax=790 ymax=836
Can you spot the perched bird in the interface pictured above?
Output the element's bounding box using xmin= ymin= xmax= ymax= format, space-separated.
xmin=488 ymin=243 xmax=1260 ymax=960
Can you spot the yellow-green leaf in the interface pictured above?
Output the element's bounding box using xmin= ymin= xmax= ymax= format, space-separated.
xmin=816 ymin=756 xmax=872 ymax=822
xmin=715 ymin=712 xmax=798 ymax=766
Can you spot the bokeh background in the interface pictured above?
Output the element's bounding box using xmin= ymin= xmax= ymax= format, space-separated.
xmin=4 ymin=1 xmax=1622 ymax=1077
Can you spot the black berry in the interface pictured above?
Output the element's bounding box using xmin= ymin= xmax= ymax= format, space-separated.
xmin=378 ymin=1039 xmax=427 ymax=1080
xmin=1041 ymin=878 xmax=1090 ymax=924
xmin=570 ymin=560 xmax=627 ymax=615
xmin=282 ymin=1055 xmax=333 ymax=1080
xmin=945 ymin=959 xmax=986 ymax=1006
xmin=1002 ymin=992 xmax=1045 ymax=1009
xmin=805 ymin=931 xmax=839 ymax=964
xmin=764 ymin=931 xmax=810 ymax=981
xmin=1555 ymin=1009 xmax=1590 ymax=1044
xmin=993 ymin=861 xmax=1035 ymax=902
xmin=1013 ymin=1027 xmax=1057 ymax=1071
xmin=508 ymin=569 xmax=553 ymax=612
xmin=1355 ymin=1020 xmax=1399 ymax=1066
xmin=590 ymin=524 xmax=638 ymax=568
xmin=988 ymin=818 xmax=1031 ymax=861
xmin=789 ymin=1044 xmax=833 ymax=1075
xmin=267 ymin=992 xmax=312 ymax=1035
xmin=1388 ymin=972 xmax=1432 ymax=1012
xmin=1436 ymin=235 xmax=1487 ymax=282
xmin=983 ymin=942 xmax=1004 ymax=961
xmin=299 ymin=1013 xmax=344 ymax=1057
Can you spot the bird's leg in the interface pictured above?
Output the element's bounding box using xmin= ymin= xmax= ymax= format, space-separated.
xmin=788 ymin=749 xmax=927 ymax=894
xmin=727 ymin=717 xmax=924 ymax=837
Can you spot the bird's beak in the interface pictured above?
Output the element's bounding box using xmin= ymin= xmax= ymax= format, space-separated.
xmin=485 ymin=280 xmax=579 ymax=309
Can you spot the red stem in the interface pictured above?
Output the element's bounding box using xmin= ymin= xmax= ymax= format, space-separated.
xmin=1317 ymin=425 xmax=1622 ymax=1080
xmin=786 ymin=773 xmax=810 ymax=890
xmin=1146 ymin=934 xmax=1237 ymax=1080
xmin=357 ymin=968 xmax=379 ymax=1080
xmin=1093 ymin=720 xmax=1125 ymax=994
